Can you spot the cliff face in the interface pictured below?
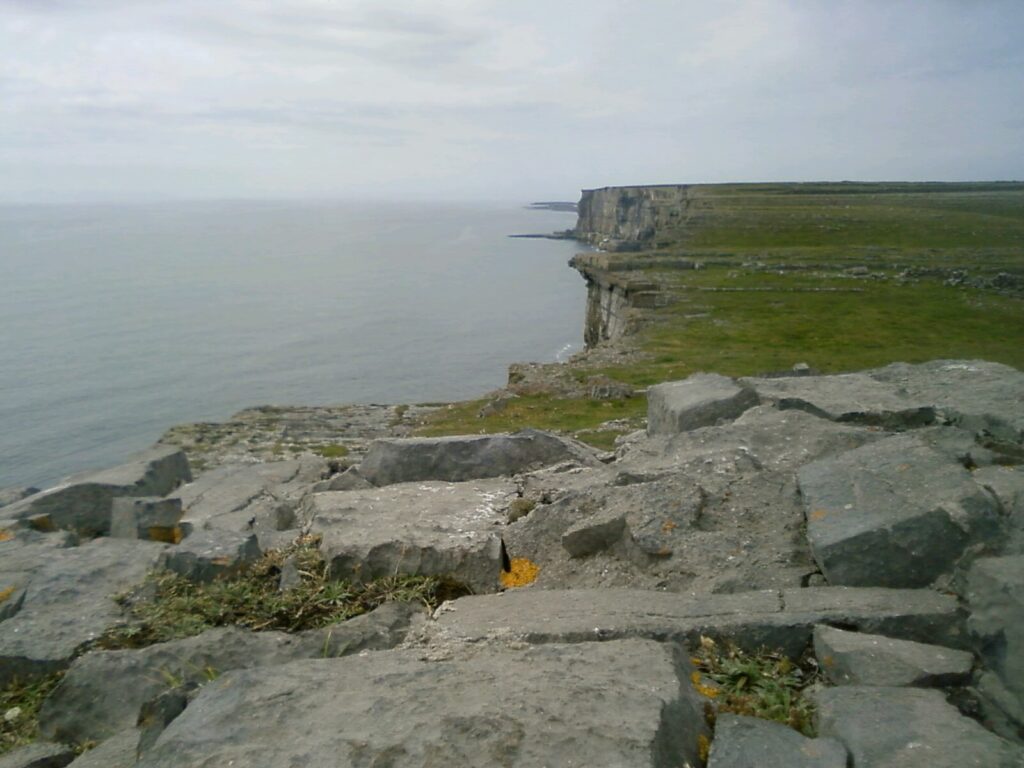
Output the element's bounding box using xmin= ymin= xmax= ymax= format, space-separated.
xmin=569 ymin=253 xmax=667 ymax=348
xmin=574 ymin=185 xmax=689 ymax=251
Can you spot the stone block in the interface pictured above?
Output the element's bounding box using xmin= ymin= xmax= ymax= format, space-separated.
xmin=647 ymin=373 xmax=758 ymax=436
xmin=708 ymin=714 xmax=847 ymax=768
xmin=160 ymin=530 xmax=261 ymax=583
xmin=109 ymin=497 xmax=183 ymax=541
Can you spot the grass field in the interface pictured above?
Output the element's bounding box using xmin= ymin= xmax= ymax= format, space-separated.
xmin=419 ymin=182 xmax=1024 ymax=444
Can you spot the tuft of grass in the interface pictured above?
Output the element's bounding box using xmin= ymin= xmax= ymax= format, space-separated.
xmin=100 ymin=537 xmax=469 ymax=650
xmin=691 ymin=636 xmax=821 ymax=737
xmin=1 ymin=672 xmax=64 ymax=756
xmin=310 ymin=443 xmax=349 ymax=459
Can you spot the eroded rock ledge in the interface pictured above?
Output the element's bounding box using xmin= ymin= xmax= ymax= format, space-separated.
xmin=1 ymin=359 xmax=1022 ymax=766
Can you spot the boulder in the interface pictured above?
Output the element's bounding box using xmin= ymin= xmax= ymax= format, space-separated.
xmin=109 ymin=498 xmax=183 ymax=542
xmin=309 ymin=480 xmax=515 ymax=593
xmin=813 ymin=624 xmax=973 ymax=687
xmin=646 ymin=373 xmax=758 ymax=436
xmin=39 ymin=602 xmax=422 ymax=744
xmin=815 ymin=685 xmax=1023 ymax=767
xmin=743 ymin=372 xmax=935 ymax=428
xmin=797 ymin=433 xmax=1000 ymax=587
xmin=357 ymin=429 xmax=597 ymax=487
xmin=2 ymin=447 xmax=190 ymax=537
xmin=965 ymin=555 xmax=1024 ymax=741
xmin=0 ymin=487 xmax=38 ymax=509
xmin=561 ymin=510 xmax=627 ymax=557
xmin=0 ymin=743 xmax=75 ymax=768
xmin=311 ymin=466 xmax=372 ymax=492
xmin=0 ymin=538 xmax=166 ymax=686
xmin=422 ymin=586 xmax=962 ymax=658
xmin=135 ymin=640 xmax=710 ymax=767
xmin=972 ymin=465 xmax=1024 ymax=554
xmin=160 ymin=530 xmax=261 ymax=583
xmin=707 ymin=714 xmax=847 ymax=768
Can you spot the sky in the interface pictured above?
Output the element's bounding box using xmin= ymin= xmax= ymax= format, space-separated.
xmin=1 ymin=0 xmax=1022 ymax=203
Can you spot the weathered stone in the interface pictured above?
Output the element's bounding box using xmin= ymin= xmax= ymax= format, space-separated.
xmin=813 ymin=624 xmax=973 ymax=687
xmin=160 ymin=530 xmax=260 ymax=583
xmin=973 ymin=465 xmax=1024 ymax=554
xmin=39 ymin=602 xmax=422 ymax=744
xmin=815 ymin=685 xmax=1023 ymax=767
xmin=421 ymin=586 xmax=962 ymax=658
xmin=0 ymin=538 xmax=166 ymax=686
xmin=357 ymin=429 xmax=597 ymax=486
xmin=0 ymin=487 xmax=38 ymax=509
xmin=109 ymin=497 xmax=183 ymax=542
xmin=646 ymin=373 xmax=758 ymax=436
xmin=136 ymin=640 xmax=710 ymax=768
xmin=64 ymin=729 xmax=138 ymax=768
xmin=797 ymin=433 xmax=1000 ymax=587
xmin=965 ymin=555 xmax=1024 ymax=741
xmin=868 ymin=359 xmax=1024 ymax=444
xmin=311 ymin=466 xmax=372 ymax=492
xmin=707 ymin=714 xmax=847 ymax=768
xmin=744 ymin=372 xmax=935 ymax=428
xmin=561 ymin=510 xmax=627 ymax=557
xmin=2 ymin=447 xmax=190 ymax=537
xmin=310 ymin=480 xmax=514 ymax=593
xmin=0 ymin=742 xmax=75 ymax=768
xmin=170 ymin=457 xmax=323 ymax=534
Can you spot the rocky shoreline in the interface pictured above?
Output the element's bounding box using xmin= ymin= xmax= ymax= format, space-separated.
xmin=1 ymin=355 xmax=1023 ymax=766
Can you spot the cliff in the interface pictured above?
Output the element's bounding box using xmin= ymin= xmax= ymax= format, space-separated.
xmin=574 ymin=184 xmax=690 ymax=251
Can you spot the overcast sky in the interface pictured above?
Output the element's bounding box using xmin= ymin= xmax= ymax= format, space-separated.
xmin=2 ymin=0 xmax=1022 ymax=203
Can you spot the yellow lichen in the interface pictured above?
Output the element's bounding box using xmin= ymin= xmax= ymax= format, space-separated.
xmin=0 ymin=528 xmax=13 ymax=542
xmin=0 ymin=586 xmax=15 ymax=604
xmin=697 ymin=733 xmax=711 ymax=763
xmin=500 ymin=558 xmax=539 ymax=588
xmin=147 ymin=526 xmax=183 ymax=544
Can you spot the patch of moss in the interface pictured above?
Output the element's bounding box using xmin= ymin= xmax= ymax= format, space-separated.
xmin=100 ymin=537 xmax=469 ymax=649
xmin=310 ymin=443 xmax=349 ymax=459
xmin=0 ymin=671 xmax=64 ymax=756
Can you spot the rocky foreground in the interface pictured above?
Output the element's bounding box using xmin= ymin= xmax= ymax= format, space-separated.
xmin=1 ymin=359 xmax=1023 ymax=767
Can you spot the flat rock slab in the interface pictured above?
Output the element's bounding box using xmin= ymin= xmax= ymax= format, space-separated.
xmin=868 ymin=359 xmax=1024 ymax=443
xmin=743 ymin=372 xmax=935 ymax=428
xmin=422 ymin=586 xmax=963 ymax=657
xmin=160 ymin=530 xmax=261 ymax=583
xmin=0 ymin=538 xmax=166 ymax=685
xmin=3 ymin=447 xmax=190 ymax=537
xmin=0 ymin=742 xmax=75 ymax=768
xmin=40 ymin=601 xmax=420 ymax=745
xmin=136 ymin=639 xmax=709 ymax=768
xmin=708 ymin=714 xmax=847 ymax=768
xmin=65 ymin=729 xmax=139 ymax=768
xmin=358 ymin=429 xmax=597 ymax=486
xmin=815 ymin=685 xmax=1023 ymax=767
xmin=647 ymin=373 xmax=758 ymax=436
xmin=310 ymin=480 xmax=514 ymax=593
xmin=797 ymin=433 xmax=1000 ymax=587
xmin=813 ymin=624 xmax=973 ymax=687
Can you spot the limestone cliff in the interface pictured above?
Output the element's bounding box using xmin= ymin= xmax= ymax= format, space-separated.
xmin=570 ymin=253 xmax=671 ymax=348
xmin=574 ymin=184 xmax=689 ymax=251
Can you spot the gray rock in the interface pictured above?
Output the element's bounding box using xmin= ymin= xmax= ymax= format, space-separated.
xmin=868 ymin=359 xmax=1024 ymax=444
xmin=647 ymin=373 xmax=758 ymax=436
xmin=973 ymin=465 xmax=1024 ymax=554
xmin=110 ymin=498 xmax=183 ymax=542
xmin=815 ymin=685 xmax=1023 ymax=767
xmin=171 ymin=457 xmax=323 ymax=534
xmin=965 ymin=555 xmax=1024 ymax=740
xmin=309 ymin=480 xmax=515 ymax=593
xmin=561 ymin=510 xmax=627 ymax=557
xmin=357 ymin=429 xmax=598 ymax=486
xmin=160 ymin=530 xmax=261 ymax=583
xmin=0 ymin=487 xmax=39 ymax=509
xmin=136 ymin=639 xmax=710 ymax=768
xmin=813 ymin=624 xmax=973 ymax=687
xmin=3 ymin=447 xmax=190 ymax=537
xmin=744 ymin=372 xmax=935 ymax=428
xmin=65 ymin=730 xmax=139 ymax=768
xmin=0 ymin=538 xmax=166 ymax=686
xmin=421 ymin=586 xmax=962 ymax=658
xmin=0 ymin=743 xmax=75 ymax=768
xmin=39 ymin=602 xmax=422 ymax=744
xmin=707 ymin=714 xmax=847 ymax=768
xmin=797 ymin=433 xmax=1000 ymax=587
xmin=311 ymin=466 xmax=372 ymax=492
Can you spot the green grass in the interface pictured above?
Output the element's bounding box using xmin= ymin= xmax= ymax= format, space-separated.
xmin=100 ymin=537 xmax=469 ymax=649
xmin=1 ymin=672 xmax=65 ymax=755
xmin=692 ymin=637 xmax=821 ymax=737
xmin=309 ymin=443 xmax=349 ymax=459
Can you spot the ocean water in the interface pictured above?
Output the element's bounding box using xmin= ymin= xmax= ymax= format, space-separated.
xmin=0 ymin=200 xmax=585 ymax=489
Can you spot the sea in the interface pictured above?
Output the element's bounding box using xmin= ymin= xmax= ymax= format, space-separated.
xmin=0 ymin=200 xmax=586 ymax=490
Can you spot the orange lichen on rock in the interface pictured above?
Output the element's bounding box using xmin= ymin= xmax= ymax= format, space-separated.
xmin=0 ymin=586 xmax=16 ymax=604
xmin=697 ymin=733 xmax=711 ymax=763
xmin=0 ymin=528 xmax=13 ymax=542
xmin=690 ymin=670 xmax=720 ymax=699
xmin=147 ymin=526 xmax=183 ymax=544
xmin=500 ymin=557 xmax=539 ymax=588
